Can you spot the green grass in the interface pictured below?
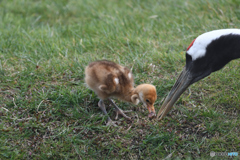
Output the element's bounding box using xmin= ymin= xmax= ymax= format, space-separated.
xmin=0 ymin=0 xmax=239 ymax=159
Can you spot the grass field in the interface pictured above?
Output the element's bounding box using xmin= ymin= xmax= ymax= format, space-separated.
xmin=0 ymin=0 xmax=240 ymax=159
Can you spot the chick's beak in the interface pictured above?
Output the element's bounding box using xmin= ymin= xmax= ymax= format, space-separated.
xmin=147 ymin=104 xmax=156 ymax=118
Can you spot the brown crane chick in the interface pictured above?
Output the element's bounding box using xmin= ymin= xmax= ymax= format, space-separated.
xmin=85 ymin=60 xmax=157 ymax=126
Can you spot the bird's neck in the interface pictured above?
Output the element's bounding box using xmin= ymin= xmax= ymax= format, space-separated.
xmin=120 ymin=87 xmax=137 ymax=103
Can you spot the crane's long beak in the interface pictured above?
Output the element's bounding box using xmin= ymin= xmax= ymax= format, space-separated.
xmin=157 ymin=67 xmax=192 ymax=120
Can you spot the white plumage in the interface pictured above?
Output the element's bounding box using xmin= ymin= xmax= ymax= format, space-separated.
xmin=187 ymin=29 xmax=240 ymax=60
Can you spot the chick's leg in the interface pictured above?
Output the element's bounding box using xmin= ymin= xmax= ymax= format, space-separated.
xmin=98 ymin=100 xmax=117 ymax=127
xmin=108 ymin=99 xmax=132 ymax=120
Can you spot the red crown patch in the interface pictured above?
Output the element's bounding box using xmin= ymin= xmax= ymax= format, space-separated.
xmin=187 ymin=39 xmax=196 ymax=51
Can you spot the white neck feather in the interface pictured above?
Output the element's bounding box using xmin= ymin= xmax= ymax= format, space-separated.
xmin=187 ymin=29 xmax=240 ymax=61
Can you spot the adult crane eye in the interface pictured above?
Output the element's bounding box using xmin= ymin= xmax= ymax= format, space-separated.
xmin=146 ymin=99 xmax=150 ymax=103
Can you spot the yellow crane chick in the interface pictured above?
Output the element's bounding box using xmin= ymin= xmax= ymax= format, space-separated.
xmin=85 ymin=60 xmax=157 ymax=126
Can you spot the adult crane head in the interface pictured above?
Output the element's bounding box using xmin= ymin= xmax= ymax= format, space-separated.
xmin=157 ymin=29 xmax=240 ymax=120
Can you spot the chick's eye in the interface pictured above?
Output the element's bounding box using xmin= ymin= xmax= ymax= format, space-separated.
xmin=146 ymin=99 xmax=150 ymax=103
